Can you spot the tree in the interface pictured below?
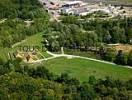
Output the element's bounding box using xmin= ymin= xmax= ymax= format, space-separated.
xmin=79 ymin=83 xmax=96 ymax=100
xmin=29 ymin=66 xmax=53 ymax=80
xmin=111 ymin=26 xmax=120 ymax=43
xmin=61 ymin=15 xmax=78 ymax=24
xmin=0 ymin=57 xmax=4 ymax=65
xmin=86 ymin=31 xmax=98 ymax=47
xmin=104 ymin=31 xmax=112 ymax=44
xmin=99 ymin=46 xmax=106 ymax=59
xmin=103 ymin=47 xmax=116 ymax=62
xmin=89 ymin=76 xmax=97 ymax=85
xmin=126 ymin=27 xmax=132 ymax=44
xmin=127 ymin=50 xmax=132 ymax=66
xmin=56 ymin=73 xmax=70 ymax=83
xmin=114 ymin=50 xmax=127 ymax=65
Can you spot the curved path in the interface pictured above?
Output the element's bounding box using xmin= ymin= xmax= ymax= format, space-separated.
xmin=30 ymin=51 xmax=132 ymax=69
xmin=12 ymin=40 xmax=26 ymax=48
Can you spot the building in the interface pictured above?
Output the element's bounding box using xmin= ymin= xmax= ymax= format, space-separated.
xmin=62 ymin=1 xmax=83 ymax=8
xmin=60 ymin=1 xmax=86 ymax=15
xmin=60 ymin=7 xmax=74 ymax=14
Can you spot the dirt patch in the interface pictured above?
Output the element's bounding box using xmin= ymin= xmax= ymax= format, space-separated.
xmin=15 ymin=51 xmax=43 ymax=63
xmin=109 ymin=44 xmax=132 ymax=53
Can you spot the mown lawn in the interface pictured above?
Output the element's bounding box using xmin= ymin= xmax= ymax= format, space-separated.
xmin=44 ymin=57 xmax=132 ymax=82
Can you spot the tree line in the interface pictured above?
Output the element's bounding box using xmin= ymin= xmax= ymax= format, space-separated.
xmin=44 ymin=16 xmax=132 ymax=49
xmin=43 ymin=16 xmax=132 ymax=66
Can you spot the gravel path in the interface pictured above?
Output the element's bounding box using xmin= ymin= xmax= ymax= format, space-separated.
xmin=29 ymin=51 xmax=132 ymax=69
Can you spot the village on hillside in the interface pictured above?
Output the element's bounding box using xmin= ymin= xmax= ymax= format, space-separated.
xmin=39 ymin=0 xmax=132 ymax=20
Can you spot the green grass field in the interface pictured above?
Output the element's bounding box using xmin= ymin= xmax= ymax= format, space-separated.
xmin=43 ymin=57 xmax=132 ymax=82
xmin=0 ymin=33 xmax=51 ymax=61
xmin=14 ymin=33 xmax=51 ymax=58
xmin=1 ymin=32 xmax=132 ymax=82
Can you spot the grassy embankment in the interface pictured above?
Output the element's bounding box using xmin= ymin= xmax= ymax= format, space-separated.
xmin=43 ymin=57 xmax=132 ymax=82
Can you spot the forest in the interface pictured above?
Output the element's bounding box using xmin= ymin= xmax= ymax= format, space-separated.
xmin=0 ymin=0 xmax=46 ymax=19
xmin=0 ymin=0 xmax=49 ymax=47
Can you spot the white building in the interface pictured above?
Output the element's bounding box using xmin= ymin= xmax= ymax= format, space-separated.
xmin=60 ymin=1 xmax=87 ymax=15
xmin=62 ymin=1 xmax=83 ymax=8
xmin=60 ymin=7 xmax=74 ymax=14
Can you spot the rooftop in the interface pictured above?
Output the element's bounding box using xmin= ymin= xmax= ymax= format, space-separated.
xmin=63 ymin=1 xmax=83 ymax=5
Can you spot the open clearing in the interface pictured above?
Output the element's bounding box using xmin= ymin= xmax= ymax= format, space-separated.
xmin=13 ymin=33 xmax=51 ymax=58
xmin=0 ymin=33 xmax=51 ymax=61
xmin=1 ymin=32 xmax=132 ymax=81
xmin=109 ymin=44 xmax=132 ymax=53
xmin=43 ymin=57 xmax=132 ymax=82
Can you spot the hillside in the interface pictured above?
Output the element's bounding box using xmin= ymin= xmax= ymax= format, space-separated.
xmin=0 ymin=0 xmax=45 ymax=19
xmin=44 ymin=57 xmax=132 ymax=81
xmin=0 ymin=0 xmax=49 ymax=56
xmin=0 ymin=0 xmax=132 ymax=99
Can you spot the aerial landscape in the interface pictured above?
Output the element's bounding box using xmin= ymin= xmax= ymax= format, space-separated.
xmin=0 ymin=0 xmax=132 ymax=99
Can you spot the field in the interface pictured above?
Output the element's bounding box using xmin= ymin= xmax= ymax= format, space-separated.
xmin=1 ymin=32 xmax=132 ymax=82
xmin=15 ymin=33 xmax=52 ymax=58
xmin=43 ymin=57 xmax=132 ymax=82
xmin=0 ymin=33 xmax=51 ymax=62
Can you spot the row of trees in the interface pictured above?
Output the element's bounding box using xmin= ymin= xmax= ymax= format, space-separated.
xmin=44 ymin=16 xmax=132 ymax=51
xmin=61 ymin=16 xmax=132 ymax=44
xmin=0 ymin=59 xmax=132 ymax=99
xmin=99 ymin=47 xmax=132 ymax=66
